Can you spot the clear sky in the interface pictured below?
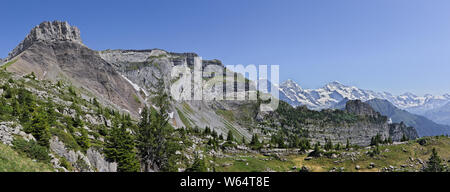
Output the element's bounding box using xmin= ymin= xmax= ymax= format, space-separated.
xmin=1 ymin=0 xmax=450 ymax=96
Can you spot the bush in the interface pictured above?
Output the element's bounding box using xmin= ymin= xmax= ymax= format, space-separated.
xmin=417 ymin=138 xmax=428 ymax=146
xmin=12 ymin=138 xmax=50 ymax=163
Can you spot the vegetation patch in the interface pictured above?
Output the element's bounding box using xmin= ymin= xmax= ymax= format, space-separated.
xmin=1 ymin=59 xmax=18 ymax=70
xmin=0 ymin=142 xmax=53 ymax=172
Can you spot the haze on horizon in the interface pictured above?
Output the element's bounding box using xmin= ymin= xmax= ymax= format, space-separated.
xmin=1 ymin=0 xmax=449 ymax=96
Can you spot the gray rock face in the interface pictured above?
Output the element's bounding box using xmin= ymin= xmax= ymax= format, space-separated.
xmin=100 ymin=49 xmax=254 ymax=140
xmin=345 ymin=100 xmax=380 ymax=117
xmin=307 ymin=120 xmax=390 ymax=146
xmin=0 ymin=122 xmax=35 ymax=146
xmin=50 ymin=137 xmax=116 ymax=172
xmin=7 ymin=21 xmax=82 ymax=60
xmin=50 ymin=137 xmax=89 ymax=171
xmin=87 ymin=148 xmax=117 ymax=172
xmin=389 ymin=122 xmax=419 ymax=141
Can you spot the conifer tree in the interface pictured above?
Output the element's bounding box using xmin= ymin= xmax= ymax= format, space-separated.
xmin=105 ymin=118 xmax=140 ymax=172
xmin=423 ymin=148 xmax=445 ymax=172
xmin=401 ymin=134 xmax=409 ymax=142
xmin=136 ymin=74 xmax=180 ymax=172
xmin=186 ymin=155 xmax=207 ymax=172
xmin=227 ymin=130 xmax=234 ymax=142
xmin=28 ymin=106 xmax=51 ymax=147
xmin=346 ymin=139 xmax=351 ymax=150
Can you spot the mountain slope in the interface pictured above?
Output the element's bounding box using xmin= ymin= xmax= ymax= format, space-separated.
xmin=366 ymin=99 xmax=450 ymax=137
xmin=421 ymin=102 xmax=450 ymax=126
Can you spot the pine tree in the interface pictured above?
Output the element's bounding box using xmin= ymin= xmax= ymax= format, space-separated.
xmin=335 ymin=143 xmax=341 ymax=150
xmin=401 ymin=134 xmax=409 ymax=142
xmin=324 ymin=138 xmax=333 ymax=151
xmin=250 ymin=134 xmax=262 ymax=150
xmin=346 ymin=139 xmax=351 ymax=150
xmin=423 ymin=148 xmax=445 ymax=172
xmin=186 ymin=155 xmax=207 ymax=172
xmin=211 ymin=129 xmax=218 ymax=138
xmin=227 ymin=130 xmax=234 ymax=142
xmin=76 ymin=128 xmax=91 ymax=151
xmin=309 ymin=142 xmax=322 ymax=157
xmin=136 ymin=75 xmax=180 ymax=172
xmin=46 ymin=97 xmax=57 ymax=126
xmin=105 ymin=119 xmax=140 ymax=172
xmin=203 ymin=126 xmax=211 ymax=136
xmin=27 ymin=106 xmax=51 ymax=147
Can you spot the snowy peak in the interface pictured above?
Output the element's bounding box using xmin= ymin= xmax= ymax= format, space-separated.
xmin=324 ymin=81 xmax=345 ymax=89
xmin=279 ymin=79 xmax=450 ymax=112
xmin=281 ymin=79 xmax=302 ymax=90
xmin=279 ymin=80 xmax=373 ymax=110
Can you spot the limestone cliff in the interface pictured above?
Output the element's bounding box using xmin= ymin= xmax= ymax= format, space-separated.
xmin=7 ymin=21 xmax=83 ymax=60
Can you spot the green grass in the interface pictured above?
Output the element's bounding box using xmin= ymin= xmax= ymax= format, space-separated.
xmin=215 ymin=136 xmax=450 ymax=172
xmin=215 ymin=154 xmax=295 ymax=172
xmin=0 ymin=143 xmax=54 ymax=172
xmin=132 ymin=94 xmax=141 ymax=104
xmin=182 ymin=102 xmax=194 ymax=115
xmin=177 ymin=108 xmax=193 ymax=129
xmin=215 ymin=109 xmax=235 ymax=122
xmin=1 ymin=59 xmax=18 ymax=70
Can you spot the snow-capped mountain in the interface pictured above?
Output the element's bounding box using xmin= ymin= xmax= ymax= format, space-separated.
xmin=279 ymin=79 xmax=450 ymax=114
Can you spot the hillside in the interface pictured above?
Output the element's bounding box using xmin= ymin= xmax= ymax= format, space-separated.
xmin=215 ymin=136 xmax=450 ymax=172
xmin=0 ymin=142 xmax=53 ymax=172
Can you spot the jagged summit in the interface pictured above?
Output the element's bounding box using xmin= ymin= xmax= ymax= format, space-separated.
xmin=3 ymin=21 xmax=144 ymax=116
xmin=7 ymin=21 xmax=82 ymax=60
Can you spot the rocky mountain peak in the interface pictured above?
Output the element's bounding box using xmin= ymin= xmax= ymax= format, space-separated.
xmin=400 ymin=92 xmax=417 ymax=98
xmin=324 ymin=81 xmax=346 ymax=90
xmin=281 ymin=79 xmax=302 ymax=90
xmin=7 ymin=21 xmax=82 ymax=60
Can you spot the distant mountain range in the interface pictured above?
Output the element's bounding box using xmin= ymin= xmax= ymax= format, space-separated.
xmin=365 ymin=99 xmax=450 ymax=137
xmin=279 ymin=79 xmax=450 ymax=126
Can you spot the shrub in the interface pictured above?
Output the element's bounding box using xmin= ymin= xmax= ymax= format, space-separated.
xmin=12 ymin=138 xmax=50 ymax=163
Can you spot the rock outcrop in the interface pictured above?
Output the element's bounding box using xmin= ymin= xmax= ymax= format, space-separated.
xmin=7 ymin=21 xmax=83 ymax=60
xmin=0 ymin=122 xmax=35 ymax=146
xmin=304 ymin=100 xmax=419 ymax=146
xmin=389 ymin=122 xmax=419 ymax=141
xmin=4 ymin=21 xmax=144 ymax=117
xmin=345 ymin=100 xmax=380 ymax=118
xmin=50 ymin=137 xmax=117 ymax=172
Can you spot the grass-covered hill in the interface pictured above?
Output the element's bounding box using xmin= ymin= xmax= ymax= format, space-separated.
xmin=214 ymin=136 xmax=450 ymax=172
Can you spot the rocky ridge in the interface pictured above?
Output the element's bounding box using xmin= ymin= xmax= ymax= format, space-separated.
xmin=4 ymin=21 xmax=144 ymax=117
xmin=6 ymin=21 xmax=83 ymax=61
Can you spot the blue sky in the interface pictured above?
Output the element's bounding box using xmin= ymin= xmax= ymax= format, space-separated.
xmin=1 ymin=0 xmax=450 ymax=95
